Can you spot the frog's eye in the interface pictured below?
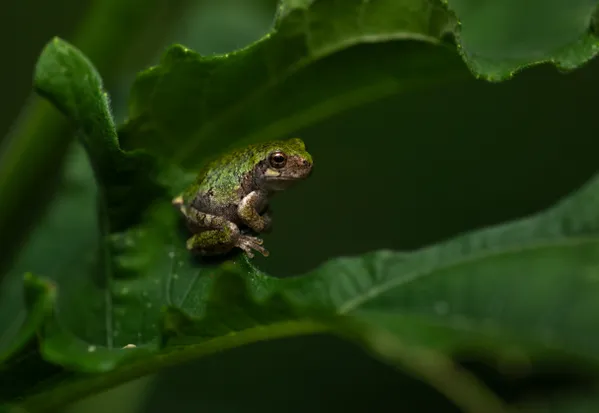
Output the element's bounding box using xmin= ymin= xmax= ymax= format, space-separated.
xmin=269 ymin=151 xmax=287 ymax=169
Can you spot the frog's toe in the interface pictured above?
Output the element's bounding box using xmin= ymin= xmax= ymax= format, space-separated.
xmin=237 ymin=235 xmax=269 ymax=258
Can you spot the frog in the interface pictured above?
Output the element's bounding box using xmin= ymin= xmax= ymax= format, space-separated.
xmin=172 ymin=137 xmax=313 ymax=258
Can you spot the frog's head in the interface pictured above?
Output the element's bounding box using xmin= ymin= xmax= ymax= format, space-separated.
xmin=255 ymin=138 xmax=313 ymax=191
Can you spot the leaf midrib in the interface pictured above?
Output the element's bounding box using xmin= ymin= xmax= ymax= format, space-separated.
xmin=338 ymin=235 xmax=598 ymax=314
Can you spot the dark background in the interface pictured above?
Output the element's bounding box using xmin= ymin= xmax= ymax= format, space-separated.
xmin=2 ymin=0 xmax=598 ymax=412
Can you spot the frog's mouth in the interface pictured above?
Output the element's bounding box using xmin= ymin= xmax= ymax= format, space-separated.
xmin=272 ymin=167 xmax=312 ymax=181
xmin=265 ymin=178 xmax=301 ymax=191
xmin=265 ymin=173 xmax=310 ymax=190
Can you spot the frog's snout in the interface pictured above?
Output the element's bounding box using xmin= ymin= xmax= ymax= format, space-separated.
xmin=302 ymin=159 xmax=313 ymax=176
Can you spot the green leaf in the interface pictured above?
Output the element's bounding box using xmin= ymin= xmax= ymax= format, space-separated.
xmin=0 ymin=274 xmax=54 ymax=364
xmin=34 ymin=37 xmax=115 ymax=150
xmin=35 ymin=37 xmax=166 ymax=231
xmin=446 ymin=0 xmax=599 ymax=80
xmin=164 ymin=267 xmax=512 ymax=413
xmin=20 ymin=263 xmax=509 ymax=413
xmin=118 ymin=0 xmax=465 ymax=169
xmin=279 ymin=171 xmax=599 ymax=362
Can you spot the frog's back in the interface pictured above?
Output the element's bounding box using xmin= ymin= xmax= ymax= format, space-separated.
xmin=198 ymin=161 xmax=246 ymax=201
xmin=183 ymin=145 xmax=260 ymax=208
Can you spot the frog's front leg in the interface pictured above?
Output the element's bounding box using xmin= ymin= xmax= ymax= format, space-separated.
xmin=238 ymin=190 xmax=270 ymax=233
xmin=180 ymin=204 xmax=269 ymax=258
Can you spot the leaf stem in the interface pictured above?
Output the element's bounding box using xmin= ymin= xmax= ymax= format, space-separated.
xmin=342 ymin=323 xmax=510 ymax=413
xmin=19 ymin=320 xmax=330 ymax=413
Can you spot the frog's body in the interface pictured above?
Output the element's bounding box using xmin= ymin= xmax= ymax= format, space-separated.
xmin=173 ymin=138 xmax=313 ymax=258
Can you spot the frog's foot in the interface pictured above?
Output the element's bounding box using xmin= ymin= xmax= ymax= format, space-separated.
xmin=236 ymin=235 xmax=269 ymax=258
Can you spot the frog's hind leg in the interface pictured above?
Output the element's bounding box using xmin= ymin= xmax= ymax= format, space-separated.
xmin=181 ymin=205 xmax=269 ymax=258
xmin=186 ymin=230 xmax=235 ymax=256
xmin=186 ymin=230 xmax=268 ymax=258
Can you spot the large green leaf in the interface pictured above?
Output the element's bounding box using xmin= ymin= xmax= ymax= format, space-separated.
xmin=117 ymin=0 xmax=599 ymax=167
xmin=118 ymin=0 xmax=464 ymax=169
xmin=446 ymin=0 xmax=599 ymax=80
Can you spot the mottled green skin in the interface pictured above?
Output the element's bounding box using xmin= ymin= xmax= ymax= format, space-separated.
xmin=173 ymin=138 xmax=313 ymax=258
xmin=182 ymin=138 xmax=313 ymax=206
